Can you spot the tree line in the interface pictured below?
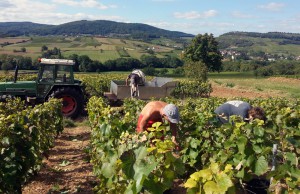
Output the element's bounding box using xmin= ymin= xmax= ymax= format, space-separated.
xmin=0 ymin=52 xmax=184 ymax=73
xmin=221 ymin=31 xmax=300 ymax=41
xmin=222 ymin=60 xmax=300 ymax=77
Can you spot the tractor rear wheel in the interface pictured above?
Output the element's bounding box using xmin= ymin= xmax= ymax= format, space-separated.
xmin=50 ymin=87 xmax=84 ymax=119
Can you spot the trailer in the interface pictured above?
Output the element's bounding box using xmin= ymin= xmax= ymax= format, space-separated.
xmin=104 ymin=77 xmax=178 ymax=102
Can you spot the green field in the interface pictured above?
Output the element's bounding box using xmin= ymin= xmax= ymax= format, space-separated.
xmin=0 ymin=36 xmax=181 ymax=62
xmin=209 ymin=72 xmax=300 ymax=98
xmin=208 ymin=71 xmax=255 ymax=79
xmin=218 ymin=35 xmax=300 ymax=56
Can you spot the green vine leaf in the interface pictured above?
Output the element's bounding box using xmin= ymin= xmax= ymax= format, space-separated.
xmin=121 ymin=150 xmax=135 ymax=179
xmin=254 ymin=156 xmax=268 ymax=176
xmin=236 ymin=136 xmax=247 ymax=154
xmin=203 ymin=181 xmax=219 ymax=194
xmin=184 ymin=178 xmax=197 ymax=188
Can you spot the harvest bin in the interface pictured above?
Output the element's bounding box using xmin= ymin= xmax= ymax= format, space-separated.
xmin=104 ymin=77 xmax=178 ymax=101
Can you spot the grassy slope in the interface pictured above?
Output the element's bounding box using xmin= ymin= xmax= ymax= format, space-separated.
xmin=209 ymin=72 xmax=300 ymax=98
xmin=0 ymin=36 xmax=180 ymax=62
xmin=218 ymin=35 xmax=300 ymax=56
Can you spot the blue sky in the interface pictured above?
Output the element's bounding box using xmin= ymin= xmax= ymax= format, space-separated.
xmin=0 ymin=0 xmax=299 ymax=36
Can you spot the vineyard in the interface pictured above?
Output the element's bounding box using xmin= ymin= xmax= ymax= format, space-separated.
xmin=87 ymin=97 xmax=300 ymax=194
xmin=0 ymin=72 xmax=299 ymax=193
xmin=0 ymin=98 xmax=63 ymax=193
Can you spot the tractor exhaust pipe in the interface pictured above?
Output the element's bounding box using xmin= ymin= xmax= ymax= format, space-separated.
xmin=14 ymin=65 xmax=18 ymax=83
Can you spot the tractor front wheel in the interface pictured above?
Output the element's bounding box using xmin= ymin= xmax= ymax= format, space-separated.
xmin=50 ymin=87 xmax=84 ymax=119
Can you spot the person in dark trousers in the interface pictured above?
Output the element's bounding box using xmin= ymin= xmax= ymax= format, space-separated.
xmin=126 ymin=73 xmax=140 ymax=97
xmin=215 ymin=100 xmax=266 ymax=124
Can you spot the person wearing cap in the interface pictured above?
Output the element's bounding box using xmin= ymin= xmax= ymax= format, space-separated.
xmin=136 ymin=101 xmax=180 ymax=146
xmin=215 ymin=100 xmax=266 ymax=124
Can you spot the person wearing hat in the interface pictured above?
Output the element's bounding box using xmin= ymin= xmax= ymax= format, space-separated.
xmin=215 ymin=100 xmax=266 ymax=124
xmin=136 ymin=101 xmax=180 ymax=146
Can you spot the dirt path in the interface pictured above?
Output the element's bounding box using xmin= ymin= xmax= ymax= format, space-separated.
xmin=22 ymin=126 xmax=97 ymax=194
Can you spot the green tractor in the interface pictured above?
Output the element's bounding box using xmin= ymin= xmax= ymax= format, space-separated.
xmin=0 ymin=58 xmax=84 ymax=118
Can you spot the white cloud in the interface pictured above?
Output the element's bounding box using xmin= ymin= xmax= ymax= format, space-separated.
xmin=51 ymin=0 xmax=116 ymax=9
xmin=0 ymin=0 xmax=122 ymax=24
xmin=35 ymin=13 xmax=124 ymax=25
xmin=174 ymin=10 xmax=217 ymax=19
xmin=265 ymin=17 xmax=300 ymax=32
xmin=231 ymin=11 xmax=256 ymax=19
xmin=0 ymin=0 xmax=14 ymax=8
xmin=258 ymin=2 xmax=285 ymax=11
xmin=10 ymin=0 xmax=56 ymax=11
xmin=145 ymin=20 xmax=234 ymax=36
xmin=0 ymin=0 xmax=56 ymax=22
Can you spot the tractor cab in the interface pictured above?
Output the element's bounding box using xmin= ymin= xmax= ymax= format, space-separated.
xmin=0 ymin=58 xmax=84 ymax=118
xmin=38 ymin=58 xmax=75 ymax=84
xmin=35 ymin=58 xmax=82 ymax=101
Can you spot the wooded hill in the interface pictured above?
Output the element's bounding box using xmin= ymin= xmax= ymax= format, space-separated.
xmin=0 ymin=20 xmax=194 ymax=39
xmin=217 ymin=31 xmax=300 ymax=56
xmin=218 ymin=31 xmax=300 ymax=47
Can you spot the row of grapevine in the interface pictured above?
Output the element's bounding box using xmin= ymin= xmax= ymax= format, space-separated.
xmin=88 ymin=96 xmax=300 ymax=193
xmin=171 ymin=80 xmax=212 ymax=98
xmin=77 ymin=73 xmax=212 ymax=98
xmin=1 ymin=73 xmax=212 ymax=99
xmin=0 ymin=99 xmax=63 ymax=193
xmin=0 ymin=74 xmax=36 ymax=82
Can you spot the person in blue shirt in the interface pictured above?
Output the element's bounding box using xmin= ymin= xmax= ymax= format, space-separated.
xmin=215 ymin=100 xmax=266 ymax=124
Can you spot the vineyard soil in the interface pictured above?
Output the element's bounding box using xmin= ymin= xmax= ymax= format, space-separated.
xmin=210 ymin=82 xmax=283 ymax=98
xmin=22 ymin=126 xmax=98 ymax=194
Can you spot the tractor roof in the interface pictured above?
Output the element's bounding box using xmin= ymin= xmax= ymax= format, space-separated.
xmin=39 ymin=58 xmax=75 ymax=66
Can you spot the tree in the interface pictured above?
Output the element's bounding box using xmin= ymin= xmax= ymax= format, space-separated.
xmin=104 ymin=60 xmax=117 ymax=71
xmin=161 ymin=56 xmax=184 ymax=68
xmin=143 ymin=66 xmax=157 ymax=76
xmin=1 ymin=57 xmax=15 ymax=71
xmin=17 ymin=56 xmax=33 ymax=70
xmin=140 ymin=55 xmax=162 ymax=68
xmin=184 ymin=61 xmax=208 ymax=82
xmin=68 ymin=54 xmax=80 ymax=72
xmin=41 ymin=45 xmax=48 ymax=52
xmin=78 ymin=55 xmax=92 ymax=72
xmin=20 ymin=47 xmax=26 ymax=52
xmin=183 ymin=33 xmax=222 ymax=72
xmin=173 ymin=67 xmax=184 ymax=76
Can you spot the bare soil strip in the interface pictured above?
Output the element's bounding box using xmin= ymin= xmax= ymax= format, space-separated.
xmin=210 ymin=82 xmax=282 ymax=99
xmin=22 ymin=126 xmax=97 ymax=194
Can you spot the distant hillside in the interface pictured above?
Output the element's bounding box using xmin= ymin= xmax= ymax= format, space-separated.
xmin=217 ymin=31 xmax=300 ymax=56
xmin=218 ymin=31 xmax=300 ymax=48
xmin=0 ymin=22 xmax=51 ymax=36
xmin=0 ymin=20 xmax=194 ymax=39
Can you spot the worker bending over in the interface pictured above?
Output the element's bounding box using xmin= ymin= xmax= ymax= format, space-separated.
xmin=215 ymin=100 xmax=266 ymax=124
xmin=137 ymin=101 xmax=180 ymax=146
